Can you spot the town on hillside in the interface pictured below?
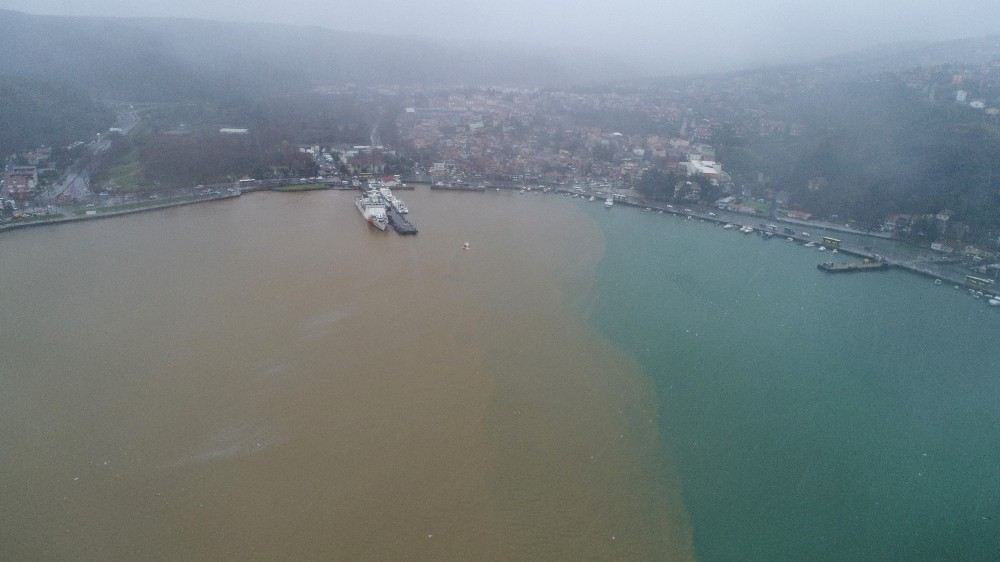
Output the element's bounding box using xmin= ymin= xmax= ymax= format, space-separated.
xmin=5 ymin=68 xmax=1000 ymax=284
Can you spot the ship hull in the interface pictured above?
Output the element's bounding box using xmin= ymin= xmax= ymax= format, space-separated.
xmin=356 ymin=197 xmax=388 ymax=231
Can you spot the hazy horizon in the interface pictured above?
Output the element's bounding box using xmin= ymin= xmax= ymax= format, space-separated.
xmin=3 ymin=1 xmax=1000 ymax=74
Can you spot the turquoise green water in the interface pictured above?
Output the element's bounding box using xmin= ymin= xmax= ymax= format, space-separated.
xmin=588 ymin=208 xmax=1000 ymax=561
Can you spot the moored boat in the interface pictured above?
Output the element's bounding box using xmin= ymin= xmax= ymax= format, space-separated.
xmin=355 ymin=190 xmax=388 ymax=231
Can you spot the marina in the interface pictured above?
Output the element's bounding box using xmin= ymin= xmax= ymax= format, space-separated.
xmin=549 ymin=188 xmax=997 ymax=295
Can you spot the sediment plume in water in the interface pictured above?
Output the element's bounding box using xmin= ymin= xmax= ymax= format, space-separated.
xmin=0 ymin=189 xmax=693 ymax=560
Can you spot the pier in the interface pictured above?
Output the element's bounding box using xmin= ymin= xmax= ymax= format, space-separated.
xmin=817 ymin=261 xmax=891 ymax=273
xmin=387 ymin=207 xmax=417 ymax=235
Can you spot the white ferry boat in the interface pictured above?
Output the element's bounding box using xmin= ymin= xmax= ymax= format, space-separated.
xmin=356 ymin=190 xmax=388 ymax=231
xmin=378 ymin=186 xmax=409 ymax=214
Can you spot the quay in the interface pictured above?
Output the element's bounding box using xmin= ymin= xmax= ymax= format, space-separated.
xmin=386 ymin=207 xmax=417 ymax=235
xmin=430 ymin=183 xmax=486 ymax=192
xmin=817 ymin=261 xmax=891 ymax=273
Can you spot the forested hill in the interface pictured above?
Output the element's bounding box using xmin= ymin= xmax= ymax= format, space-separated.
xmin=0 ymin=9 xmax=628 ymax=102
xmin=0 ymin=76 xmax=112 ymax=157
xmin=714 ymin=74 xmax=1000 ymax=237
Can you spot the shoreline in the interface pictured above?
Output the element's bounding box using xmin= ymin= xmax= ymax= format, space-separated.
xmin=0 ymin=192 xmax=240 ymax=233
xmin=3 ymin=182 xmax=993 ymax=295
xmin=605 ymin=197 xmax=979 ymax=288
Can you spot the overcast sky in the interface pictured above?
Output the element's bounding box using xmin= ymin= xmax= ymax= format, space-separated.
xmin=4 ymin=0 xmax=1000 ymax=72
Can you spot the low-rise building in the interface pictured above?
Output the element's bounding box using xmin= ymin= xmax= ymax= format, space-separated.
xmin=2 ymin=166 xmax=39 ymax=201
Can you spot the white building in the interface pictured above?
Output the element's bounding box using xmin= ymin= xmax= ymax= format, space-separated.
xmin=684 ymin=159 xmax=723 ymax=179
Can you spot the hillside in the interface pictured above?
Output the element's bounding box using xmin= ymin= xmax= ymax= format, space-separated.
xmin=0 ymin=76 xmax=112 ymax=157
xmin=817 ymin=35 xmax=1000 ymax=74
xmin=0 ymin=9 xmax=629 ymax=102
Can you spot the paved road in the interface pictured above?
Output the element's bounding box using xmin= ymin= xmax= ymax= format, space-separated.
xmin=46 ymin=113 xmax=128 ymax=203
xmin=50 ymin=169 xmax=90 ymax=202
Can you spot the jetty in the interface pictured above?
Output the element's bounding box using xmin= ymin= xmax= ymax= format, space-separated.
xmin=387 ymin=207 xmax=417 ymax=235
xmin=817 ymin=261 xmax=890 ymax=273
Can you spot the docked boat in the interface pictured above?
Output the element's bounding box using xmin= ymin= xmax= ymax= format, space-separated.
xmin=604 ymin=198 xmax=614 ymax=208
xmin=589 ymin=196 xmax=596 ymax=202
xmin=989 ymin=298 xmax=1000 ymax=307
xmin=378 ymin=186 xmax=408 ymax=214
xmin=355 ymin=190 xmax=388 ymax=231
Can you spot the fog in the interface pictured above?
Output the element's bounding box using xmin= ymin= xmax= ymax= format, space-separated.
xmin=3 ymin=0 xmax=1000 ymax=73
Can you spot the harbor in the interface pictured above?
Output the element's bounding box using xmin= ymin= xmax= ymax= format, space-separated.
xmin=3 ymin=175 xmax=995 ymax=301
xmin=543 ymin=187 xmax=998 ymax=296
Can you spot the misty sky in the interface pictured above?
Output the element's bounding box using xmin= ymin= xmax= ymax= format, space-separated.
xmin=4 ymin=0 xmax=1000 ymax=72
